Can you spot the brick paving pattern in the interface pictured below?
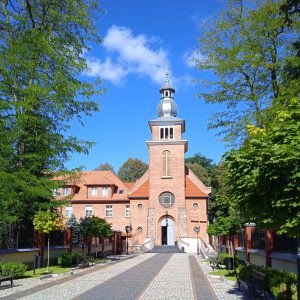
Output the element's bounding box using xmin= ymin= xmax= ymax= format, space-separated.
xmin=139 ymin=253 xmax=194 ymax=300
xmin=76 ymin=253 xmax=172 ymax=300
xmin=0 ymin=252 xmax=246 ymax=300
xmin=189 ymin=255 xmax=218 ymax=300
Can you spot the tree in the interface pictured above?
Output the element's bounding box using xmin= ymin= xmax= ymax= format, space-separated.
xmin=0 ymin=1 xmax=103 ymax=226
xmin=78 ymin=216 xmax=112 ymax=255
xmin=196 ymin=0 xmax=298 ymax=145
xmin=33 ymin=210 xmax=65 ymax=272
xmin=118 ymin=158 xmax=148 ymax=182
xmin=94 ymin=163 xmax=115 ymax=173
xmin=186 ymin=153 xmax=217 ymax=186
xmin=224 ymin=99 xmax=300 ymax=236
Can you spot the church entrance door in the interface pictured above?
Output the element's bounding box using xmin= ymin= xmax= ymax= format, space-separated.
xmin=160 ymin=218 xmax=174 ymax=245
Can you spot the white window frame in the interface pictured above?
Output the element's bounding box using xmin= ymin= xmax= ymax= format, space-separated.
xmin=105 ymin=205 xmax=113 ymax=217
xmin=51 ymin=189 xmax=57 ymax=196
xmin=125 ymin=205 xmax=130 ymax=217
xmin=85 ymin=206 xmax=93 ymax=218
xmin=62 ymin=187 xmax=69 ymax=196
xmin=91 ymin=187 xmax=97 ymax=196
xmin=159 ymin=126 xmax=174 ymax=140
xmin=65 ymin=206 xmax=73 ymax=218
xmin=102 ymin=187 xmax=109 ymax=196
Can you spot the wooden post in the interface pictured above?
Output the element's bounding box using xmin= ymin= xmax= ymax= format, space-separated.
xmin=265 ymin=229 xmax=274 ymax=267
xmin=244 ymin=223 xmax=256 ymax=263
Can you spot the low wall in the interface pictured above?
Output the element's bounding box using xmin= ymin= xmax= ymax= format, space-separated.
xmin=0 ymin=243 xmax=113 ymax=269
xmin=234 ymin=247 xmax=298 ymax=274
xmin=0 ymin=248 xmax=40 ymax=269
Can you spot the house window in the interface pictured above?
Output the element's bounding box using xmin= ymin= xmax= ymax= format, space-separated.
xmin=160 ymin=127 xmax=174 ymax=140
xmin=105 ymin=205 xmax=113 ymax=217
xmin=137 ymin=204 xmax=143 ymax=209
xmin=85 ymin=206 xmax=93 ymax=217
xmin=159 ymin=192 xmax=175 ymax=208
xmin=137 ymin=227 xmax=143 ymax=232
xmin=125 ymin=205 xmax=130 ymax=217
xmin=193 ymin=203 xmax=199 ymax=209
xmin=62 ymin=187 xmax=69 ymax=196
xmin=51 ymin=189 xmax=57 ymax=196
xmin=65 ymin=206 xmax=73 ymax=218
xmin=102 ymin=187 xmax=109 ymax=196
xmin=162 ymin=150 xmax=171 ymax=177
xmin=91 ymin=187 xmax=97 ymax=196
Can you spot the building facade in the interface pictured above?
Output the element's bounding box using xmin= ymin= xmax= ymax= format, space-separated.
xmin=60 ymin=76 xmax=211 ymax=252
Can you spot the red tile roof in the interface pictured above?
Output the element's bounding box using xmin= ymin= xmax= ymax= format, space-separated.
xmin=128 ymin=180 xmax=149 ymax=198
xmin=185 ymin=177 xmax=208 ymax=197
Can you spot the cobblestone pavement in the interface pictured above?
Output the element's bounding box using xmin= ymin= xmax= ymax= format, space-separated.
xmin=189 ymin=256 xmax=218 ymax=300
xmin=77 ymin=253 xmax=172 ymax=300
xmin=0 ymin=253 xmax=246 ymax=300
xmin=195 ymin=256 xmax=246 ymax=300
xmin=139 ymin=253 xmax=194 ymax=300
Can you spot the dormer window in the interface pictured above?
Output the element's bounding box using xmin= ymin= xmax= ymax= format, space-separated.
xmin=102 ymin=187 xmax=109 ymax=196
xmin=62 ymin=187 xmax=69 ymax=196
xmin=160 ymin=127 xmax=174 ymax=140
xmin=91 ymin=187 xmax=97 ymax=196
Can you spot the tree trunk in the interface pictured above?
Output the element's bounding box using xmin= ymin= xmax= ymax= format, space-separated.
xmin=47 ymin=236 xmax=50 ymax=272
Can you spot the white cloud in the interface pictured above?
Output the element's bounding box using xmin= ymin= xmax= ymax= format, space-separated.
xmin=84 ymin=25 xmax=170 ymax=85
xmin=183 ymin=49 xmax=205 ymax=68
xmin=84 ymin=57 xmax=127 ymax=84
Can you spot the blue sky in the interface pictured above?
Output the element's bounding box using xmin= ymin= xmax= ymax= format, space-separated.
xmin=66 ymin=0 xmax=227 ymax=172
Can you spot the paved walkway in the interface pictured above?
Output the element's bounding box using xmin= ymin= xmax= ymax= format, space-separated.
xmin=0 ymin=253 xmax=246 ymax=300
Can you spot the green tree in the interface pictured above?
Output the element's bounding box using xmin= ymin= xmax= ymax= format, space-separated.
xmin=224 ymin=99 xmax=300 ymax=236
xmin=118 ymin=158 xmax=148 ymax=182
xmin=0 ymin=1 xmax=103 ymax=226
xmin=94 ymin=163 xmax=115 ymax=173
xmin=78 ymin=216 xmax=112 ymax=255
xmin=196 ymin=0 xmax=298 ymax=145
xmin=33 ymin=210 xmax=65 ymax=272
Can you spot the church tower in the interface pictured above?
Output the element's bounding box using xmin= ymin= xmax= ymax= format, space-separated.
xmin=128 ymin=74 xmax=210 ymax=250
xmin=146 ymin=73 xmax=188 ymax=245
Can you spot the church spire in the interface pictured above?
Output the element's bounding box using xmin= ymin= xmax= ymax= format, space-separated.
xmin=157 ymin=72 xmax=177 ymax=117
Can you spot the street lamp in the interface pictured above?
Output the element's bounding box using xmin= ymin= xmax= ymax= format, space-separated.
xmin=193 ymin=226 xmax=200 ymax=255
xmin=125 ymin=225 xmax=132 ymax=255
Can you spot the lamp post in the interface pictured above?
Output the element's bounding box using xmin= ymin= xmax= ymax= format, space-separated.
xmin=193 ymin=226 xmax=200 ymax=255
xmin=125 ymin=225 xmax=132 ymax=255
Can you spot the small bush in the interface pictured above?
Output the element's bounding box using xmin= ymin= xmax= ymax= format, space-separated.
xmin=57 ymin=253 xmax=78 ymax=267
xmin=218 ymin=253 xmax=231 ymax=265
xmin=0 ymin=261 xmax=27 ymax=278
xmin=265 ymin=268 xmax=297 ymax=300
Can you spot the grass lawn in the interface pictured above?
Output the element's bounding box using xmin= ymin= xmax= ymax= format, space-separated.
xmin=23 ymin=266 xmax=71 ymax=278
xmin=209 ymin=268 xmax=236 ymax=281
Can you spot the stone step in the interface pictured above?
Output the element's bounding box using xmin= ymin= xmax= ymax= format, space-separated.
xmin=150 ymin=246 xmax=183 ymax=253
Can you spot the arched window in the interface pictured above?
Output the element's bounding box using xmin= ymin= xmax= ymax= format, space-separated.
xmin=162 ymin=150 xmax=171 ymax=177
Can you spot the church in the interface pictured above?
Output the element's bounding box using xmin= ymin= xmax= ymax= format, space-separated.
xmin=60 ymin=75 xmax=211 ymax=252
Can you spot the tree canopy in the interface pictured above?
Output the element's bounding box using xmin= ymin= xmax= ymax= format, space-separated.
xmin=196 ymin=0 xmax=299 ymax=145
xmin=0 ymin=0 xmax=103 ymax=225
xmin=118 ymin=158 xmax=148 ymax=182
xmin=196 ymin=0 xmax=300 ymax=237
xmin=94 ymin=163 xmax=115 ymax=173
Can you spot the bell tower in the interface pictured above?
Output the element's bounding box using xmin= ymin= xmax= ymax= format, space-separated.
xmin=146 ymin=73 xmax=188 ymax=245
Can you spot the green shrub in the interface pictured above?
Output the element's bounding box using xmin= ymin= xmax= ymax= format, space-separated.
xmin=265 ymin=268 xmax=297 ymax=300
xmin=0 ymin=261 xmax=27 ymax=278
xmin=57 ymin=253 xmax=78 ymax=267
xmin=218 ymin=253 xmax=231 ymax=265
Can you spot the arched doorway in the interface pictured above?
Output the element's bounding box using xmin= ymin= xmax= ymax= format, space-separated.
xmin=161 ymin=218 xmax=174 ymax=245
